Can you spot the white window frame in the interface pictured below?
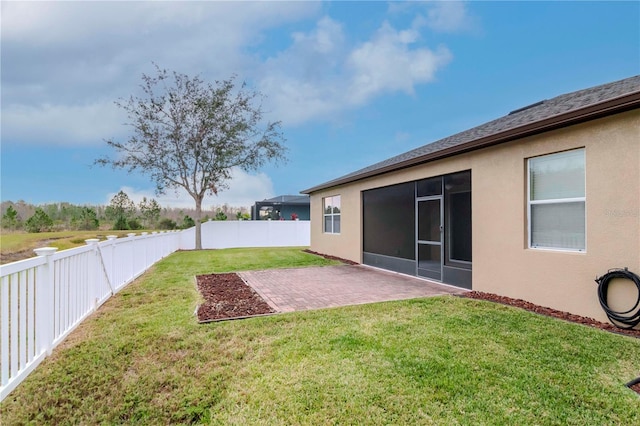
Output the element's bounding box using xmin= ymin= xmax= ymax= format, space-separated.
xmin=527 ymin=148 xmax=586 ymax=252
xmin=323 ymin=195 xmax=341 ymax=234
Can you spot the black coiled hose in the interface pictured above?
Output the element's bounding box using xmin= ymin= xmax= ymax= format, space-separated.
xmin=595 ymin=268 xmax=640 ymax=329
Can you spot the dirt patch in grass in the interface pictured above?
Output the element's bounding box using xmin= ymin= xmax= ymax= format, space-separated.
xmin=196 ymin=273 xmax=275 ymax=322
xmin=0 ymin=238 xmax=61 ymax=264
xmin=0 ymin=249 xmax=35 ymax=264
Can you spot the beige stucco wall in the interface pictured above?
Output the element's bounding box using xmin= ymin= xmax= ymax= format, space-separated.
xmin=308 ymin=109 xmax=640 ymax=325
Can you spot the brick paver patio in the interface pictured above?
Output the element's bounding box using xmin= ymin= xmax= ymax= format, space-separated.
xmin=238 ymin=265 xmax=466 ymax=313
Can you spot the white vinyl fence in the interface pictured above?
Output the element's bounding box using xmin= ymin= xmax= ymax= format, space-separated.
xmin=0 ymin=231 xmax=181 ymax=401
xmin=0 ymin=221 xmax=311 ymax=401
xmin=180 ymin=220 xmax=310 ymax=249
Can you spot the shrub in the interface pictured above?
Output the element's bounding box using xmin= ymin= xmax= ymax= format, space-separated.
xmin=181 ymin=215 xmax=195 ymax=229
xmin=158 ymin=218 xmax=177 ymax=230
xmin=112 ymin=217 xmax=129 ymax=230
xmin=70 ymin=207 xmax=100 ymax=230
xmin=25 ymin=208 xmax=54 ymax=233
xmin=1 ymin=205 xmax=21 ymax=230
xmin=128 ymin=218 xmax=143 ymax=230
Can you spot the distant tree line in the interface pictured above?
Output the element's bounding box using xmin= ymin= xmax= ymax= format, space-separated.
xmin=0 ymin=192 xmax=251 ymax=233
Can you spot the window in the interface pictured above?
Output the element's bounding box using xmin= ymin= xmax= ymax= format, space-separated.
xmin=323 ymin=195 xmax=341 ymax=234
xmin=528 ymin=149 xmax=585 ymax=251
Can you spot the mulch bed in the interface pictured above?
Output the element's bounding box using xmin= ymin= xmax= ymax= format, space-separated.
xmin=196 ymin=273 xmax=275 ymax=323
xmin=303 ymin=249 xmax=359 ymax=265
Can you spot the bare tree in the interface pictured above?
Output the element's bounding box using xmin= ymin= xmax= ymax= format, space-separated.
xmin=97 ymin=66 xmax=287 ymax=249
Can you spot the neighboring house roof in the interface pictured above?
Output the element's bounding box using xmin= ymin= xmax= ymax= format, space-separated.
xmin=256 ymin=195 xmax=310 ymax=205
xmin=302 ymin=75 xmax=640 ymax=194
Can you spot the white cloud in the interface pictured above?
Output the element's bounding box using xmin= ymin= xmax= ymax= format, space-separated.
xmin=258 ymin=17 xmax=452 ymax=125
xmin=423 ymin=1 xmax=473 ymax=33
xmin=105 ymin=168 xmax=274 ymax=209
xmin=346 ymin=22 xmax=452 ymax=104
xmin=1 ymin=1 xmax=320 ymax=145
xmin=291 ymin=16 xmax=345 ymax=56
xmin=2 ymin=1 xmax=463 ymax=143
xmin=388 ymin=1 xmax=475 ymax=33
xmin=1 ymin=2 xmax=317 ymax=48
xmin=256 ymin=16 xmax=347 ymax=124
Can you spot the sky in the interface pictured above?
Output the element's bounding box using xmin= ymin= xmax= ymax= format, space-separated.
xmin=1 ymin=1 xmax=639 ymax=211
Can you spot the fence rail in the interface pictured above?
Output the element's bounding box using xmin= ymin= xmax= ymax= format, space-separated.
xmin=180 ymin=219 xmax=311 ymax=249
xmin=0 ymin=231 xmax=182 ymax=401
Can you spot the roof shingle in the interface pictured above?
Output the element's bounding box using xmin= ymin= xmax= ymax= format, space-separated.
xmin=303 ymin=75 xmax=640 ymax=194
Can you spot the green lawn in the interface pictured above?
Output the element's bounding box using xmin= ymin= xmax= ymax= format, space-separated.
xmin=1 ymin=248 xmax=638 ymax=425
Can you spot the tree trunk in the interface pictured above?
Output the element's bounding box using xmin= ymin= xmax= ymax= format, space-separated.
xmin=195 ymin=196 xmax=203 ymax=250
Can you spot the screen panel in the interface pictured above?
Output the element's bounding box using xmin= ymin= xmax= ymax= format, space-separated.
xmin=417 ymin=176 xmax=442 ymax=197
xmin=418 ymin=199 xmax=441 ymax=242
xmin=363 ymin=182 xmax=415 ymax=260
xmin=444 ymin=170 xmax=472 ymax=265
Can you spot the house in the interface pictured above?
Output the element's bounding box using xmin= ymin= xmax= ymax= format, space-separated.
xmin=251 ymin=195 xmax=310 ymax=220
xmin=302 ymin=75 xmax=640 ymax=326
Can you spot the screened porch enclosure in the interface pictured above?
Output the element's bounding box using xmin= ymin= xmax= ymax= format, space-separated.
xmin=362 ymin=170 xmax=472 ymax=289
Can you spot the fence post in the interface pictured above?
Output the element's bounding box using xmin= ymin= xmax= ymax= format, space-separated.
xmin=151 ymin=232 xmax=158 ymax=261
xmin=127 ymin=233 xmax=137 ymax=278
xmin=33 ymin=247 xmax=58 ymax=356
xmin=141 ymin=232 xmax=149 ymax=270
xmin=85 ymin=239 xmax=100 ymax=311
xmin=106 ymin=236 xmax=117 ymax=289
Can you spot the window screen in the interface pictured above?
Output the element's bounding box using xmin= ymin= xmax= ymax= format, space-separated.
xmin=528 ymin=149 xmax=585 ymax=251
